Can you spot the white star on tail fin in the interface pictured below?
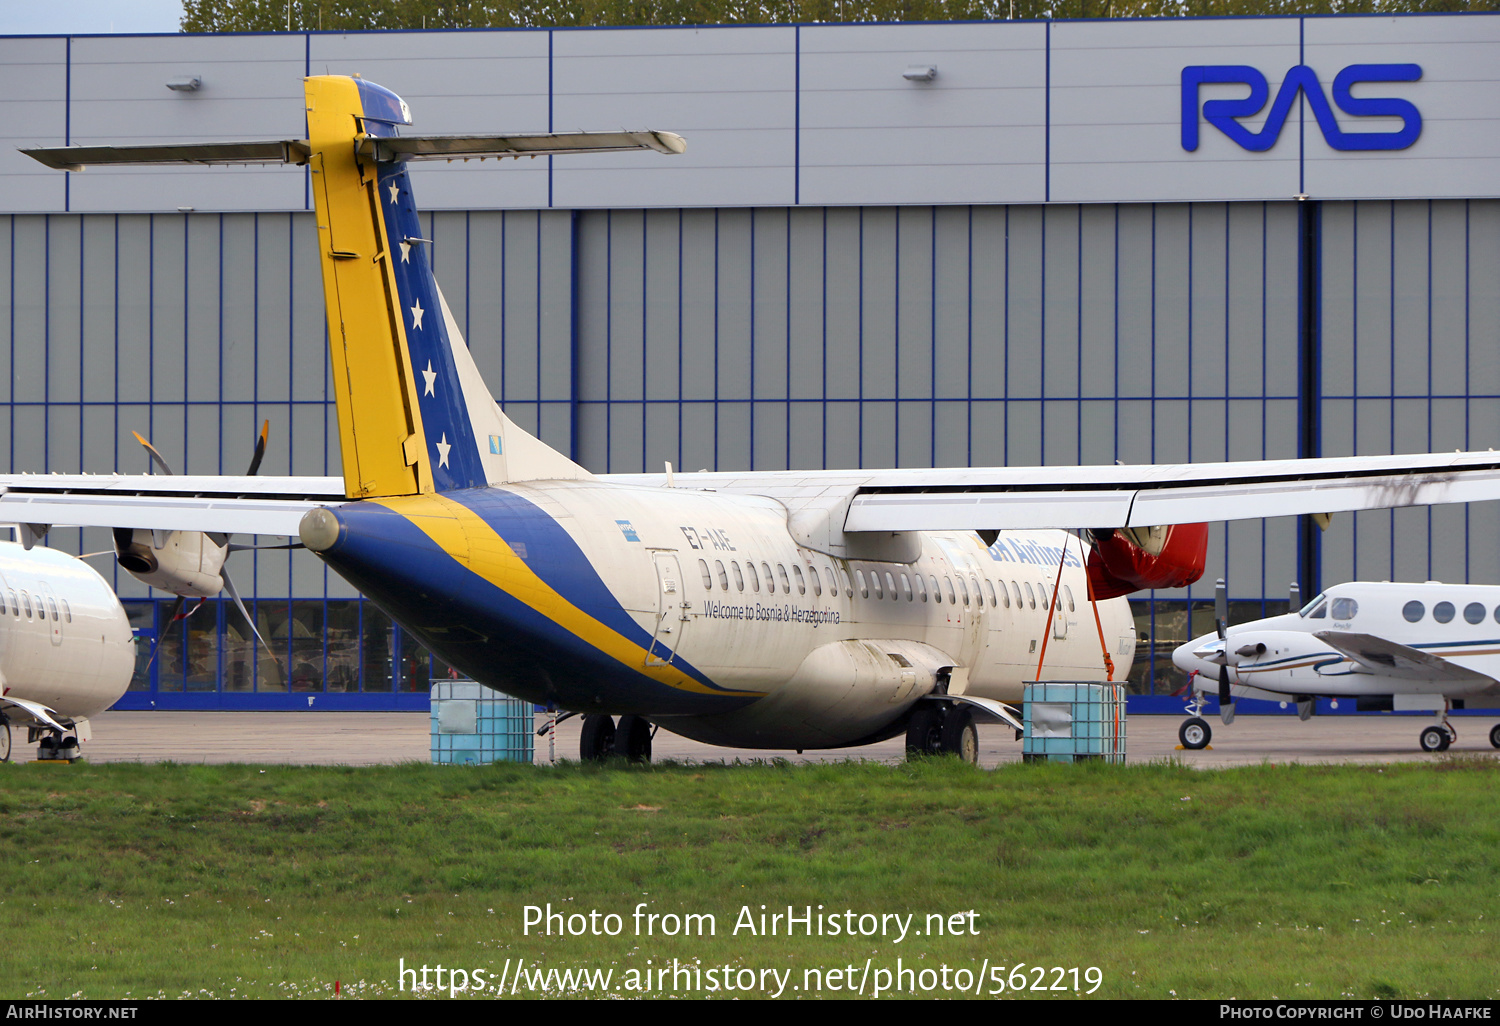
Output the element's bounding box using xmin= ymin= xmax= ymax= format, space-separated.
xmin=411 ymin=300 xmax=424 ymax=330
xmin=422 ymin=361 xmax=436 ymax=396
xmin=436 ymin=434 xmax=451 ymax=468
xmin=387 ymin=181 xmax=400 ymax=203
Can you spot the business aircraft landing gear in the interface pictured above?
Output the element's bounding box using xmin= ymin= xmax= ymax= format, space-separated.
xmin=612 ymin=715 xmax=653 ymax=763
xmin=1179 ymin=717 xmax=1211 ymax=750
xmin=579 ymin=714 xmax=616 ymax=762
xmin=1419 ymin=725 xmax=1453 ymax=753
xmin=1489 ymin=724 xmax=1500 ymax=750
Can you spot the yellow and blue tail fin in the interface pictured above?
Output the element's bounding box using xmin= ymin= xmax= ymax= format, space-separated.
xmin=24 ymin=75 xmax=685 ymax=499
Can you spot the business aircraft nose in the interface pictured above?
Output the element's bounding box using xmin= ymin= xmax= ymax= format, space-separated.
xmin=1172 ymin=633 xmax=1225 ymax=676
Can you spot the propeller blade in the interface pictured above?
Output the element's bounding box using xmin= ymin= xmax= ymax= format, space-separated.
xmin=143 ymin=595 xmax=186 ymax=671
xmin=245 ymin=419 xmax=269 ymax=477
xmin=132 ymin=430 xmax=175 ymax=476
xmin=1214 ymin=577 xmax=1228 ymax=640
xmin=1218 ymin=664 xmax=1232 ymax=707
xmin=222 ymin=566 xmax=274 ymax=658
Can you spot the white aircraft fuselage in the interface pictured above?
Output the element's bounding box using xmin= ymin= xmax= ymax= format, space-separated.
xmin=0 ymin=542 xmax=135 ymax=734
xmin=308 ymin=479 xmax=1134 ymax=749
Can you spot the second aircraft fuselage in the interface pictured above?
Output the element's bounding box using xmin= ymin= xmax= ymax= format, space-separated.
xmin=309 ymin=481 xmax=1137 ymax=749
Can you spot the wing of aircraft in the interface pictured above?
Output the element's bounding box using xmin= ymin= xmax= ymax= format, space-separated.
xmin=1313 ymin=631 xmax=1500 ymax=689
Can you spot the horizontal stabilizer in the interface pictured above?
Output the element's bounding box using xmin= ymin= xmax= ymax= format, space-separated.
xmin=357 ymin=131 xmax=687 ymax=162
xmin=1313 ymin=631 xmax=1499 ymax=688
xmin=22 ymin=140 xmax=312 ymax=171
xmin=23 ymin=129 xmax=685 ymax=173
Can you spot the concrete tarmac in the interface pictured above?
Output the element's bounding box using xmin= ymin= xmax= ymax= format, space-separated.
xmin=14 ymin=709 xmax=1500 ymax=769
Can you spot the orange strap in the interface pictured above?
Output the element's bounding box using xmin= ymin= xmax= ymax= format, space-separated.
xmin=1033 ymin=535 xmax=1070 ymax=680
xmin=1082 ymin=538 xmax=1116 ymax=681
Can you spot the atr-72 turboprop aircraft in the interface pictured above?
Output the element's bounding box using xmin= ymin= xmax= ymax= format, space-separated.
xmin=8 ymin=75 xmax=1500 ymax=763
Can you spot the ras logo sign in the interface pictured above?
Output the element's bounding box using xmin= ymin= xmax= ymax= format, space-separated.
xmin=1182 ymin=64 xmax=1422 ymax=152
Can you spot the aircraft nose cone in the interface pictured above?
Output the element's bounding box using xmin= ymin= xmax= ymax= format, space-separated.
xmin=1173 ymin=635 xmax=1222 ymax=674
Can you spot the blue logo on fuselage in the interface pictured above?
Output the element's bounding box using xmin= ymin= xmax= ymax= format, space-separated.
xmin=1182 ymin=64 xmax=1422 ymax=152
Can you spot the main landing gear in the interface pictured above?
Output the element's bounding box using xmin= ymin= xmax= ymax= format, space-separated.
xmin=1419 ymin=723 xmax=1456 ymax=753
xmin=579 ymin=714 xmax=654 ymax=764
xmin=905 ymin=703 xmax=978 ymax=765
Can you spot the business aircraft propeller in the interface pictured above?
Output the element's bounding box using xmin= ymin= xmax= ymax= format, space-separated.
xmin=121 ymin=422 xmax=291 ymax=668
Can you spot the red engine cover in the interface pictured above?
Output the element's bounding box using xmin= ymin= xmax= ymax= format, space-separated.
xmin=1085 ymin=522 xmax=1208 ymax=599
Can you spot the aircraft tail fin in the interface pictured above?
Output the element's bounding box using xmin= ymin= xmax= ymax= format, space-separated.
xmin=23 ymin=75 xmax=686 ymax=499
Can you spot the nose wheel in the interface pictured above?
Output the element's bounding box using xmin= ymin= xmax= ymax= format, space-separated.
xmin=1179 ymin=717 xmax=1211 ymax=750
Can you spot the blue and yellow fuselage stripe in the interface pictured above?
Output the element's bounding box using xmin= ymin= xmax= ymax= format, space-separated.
xmin=317 ymin=487 xmax=761 ymax=713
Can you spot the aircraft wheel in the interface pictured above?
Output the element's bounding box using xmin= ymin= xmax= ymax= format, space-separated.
xmin=612 ymin=715 xmax=652 ymax=763
xmin=905 ymin=705 xmax=945 ymax=758
xmin=0 ymin=721 xmax=9 ymax=763
xmin=1419 ymin=726 xmax=1449 ymax=753
xmin=579 ymin=714 xmax=616 ymax=762
xmin=1179 ymin=717 xmax=1211 ymax=750
xmin=939 ymin=706 xmax=978 ymax=765
xmin=36 ymin=736 xmax=59 ymax=761
xmin=1490 ymin=724 xmax=1500 ymax=750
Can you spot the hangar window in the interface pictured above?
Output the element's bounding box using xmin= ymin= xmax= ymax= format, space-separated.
xmin=1464 ymin=602 xmax=1485 ymax=625
xmin=840 ymin=566 xmax=853 ymax=597
xmin=943 ymin=577 xmax=957 ymax=604
xmin=698 ymin=559 xmax=712 ymax=590
xmin=746 ymin=561 xmax=760 ymax=592
xmin=777 ymin=564 xmax=791 ymax=593
xmin=1403 ymin=600 xmax=1425 ymax=622
xmin=871 ymin=571 xmax=884 ymax=600
xmin=915 ymin=574 xmax=928 ymax=602
xmin=731 ymin=561 xmax=745 ymax=592
xmin=792 ymin=564 xmax=806 ymax=595
xmin=856 ymin=569 xmax=868 ymax=598
xmin=809 ymin=566 xmax=822 ymax=597
xmin=715 ymin=560 xmax=729 ymax=590
xmin=956 ymin=576 xmax=970 ymax=606
xmin=763 ymin=562 xmax=776 ymax=594
xmin=1330 ymin=597 xmax=1358 ymax=620
xmin=1434 ymin=601 xmax=1455 ymax=624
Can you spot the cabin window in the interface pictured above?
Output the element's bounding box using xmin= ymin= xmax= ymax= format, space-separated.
xmin=731 ymin=561 xmax=745 ymax=592
xmin=715 ymin=560 xmax=729 ymax=590
xmin=47 ymin=597 xmax=58 ymax=621
xmin=62 ymin=599 xmax=72 ymax=624
xmin=943 ymin=577 xmax=957 ymax=604
xmin=792 ymin=564 xmax=807 ymax=595
xmin=956 ymin=577 xmax=970 ymax=606
xmin=884 ymin=572 xmax=897 ymax=600
xmin=763 ymin=562 xmax=776 ymax=594
xmin=1023 ymin=582 xmax=1036 ymax=609
xmin=809 ymin=566 xmax=823 ymax=597
xmin=1330 ymin=597 xmax=1359 ymax=620
xmin=777 ymin=564 xmax=791 ymax=593
xmin=839 ymin=566 xmax=854 ymax=598
xmin=698 ymin=559 xmax=713 ymax=590
xmin=871 ymin=571 xmax=884 ymax=600
xmin=746 ymin=561 xmax=760 ymax=592
xmin=20 ymin=591 xmax=31 ymax=618
xmin=1300 ymin=594 xmax=1328 ymax=617
xmin=1038 ymin=583 xmax=1049 ymax=610
xmin=1434 ymin=601 xmax=1455 ymax=624
xmin=929 ymin=575 xmax=941 ymax=603
xmin=6 ymin=590 xmax=16 ymax=617
xmin=1063 ymin=585 xmax=1075 ymax=612
xmin=970 ymin=576 xmax=983 ymax=607
xmin=856 ymin=569 xmax=868 ymax=598
xmin=1403 ymin=600 xmax=1425 ymax=622
xmin=0 ymin=592 xmax=6 ymax=615
xmin=996 ymin=581 xmax=1010 ymax=608
xmin=823 ymin=566 xmax=838 ymax=597
xmin=1306 ymin=601 xmax=1327 ymax=619
xmin=1464 ymin=602 xmax=1485 ymax=625
xmin=915 ymin=574 xmax=928 ymax=602
xmin=900 ymin=573 xmax=913 ymax=601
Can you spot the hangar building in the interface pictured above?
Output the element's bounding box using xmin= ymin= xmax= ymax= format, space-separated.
xmin=0 ymin=14 xmax=1495 ymax=708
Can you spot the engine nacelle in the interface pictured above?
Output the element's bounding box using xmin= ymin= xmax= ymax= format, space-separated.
xmin=113 ymin=527 xmax=227 ymax=598
xmin=1086 ymin=522 xmax=1208 ymax=599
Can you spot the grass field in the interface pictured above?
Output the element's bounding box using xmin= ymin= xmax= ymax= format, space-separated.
xmin=1 ymin=756 xmax=1497 ymax=999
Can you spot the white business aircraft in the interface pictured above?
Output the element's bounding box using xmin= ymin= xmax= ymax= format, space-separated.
xmin=1174 ymin=581 xmax=1500 ymax=754
xmin=9 ymin=75 xmax=1500 ymax=764
xmin=0 ymin=531 xmax=135 ymax=760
